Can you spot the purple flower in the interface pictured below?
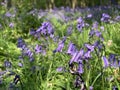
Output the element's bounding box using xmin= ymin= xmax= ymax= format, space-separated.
xmin=4 ymin=60 xmax=12 ymax=68
xmin=92 ymin=21 xmax=98 ymax=30
xmin=95 ymin=30 xmax=102 ymax=37
xmin=84 ymin=51 xmax=91 ymax=59
xmin=85 ymin=44 xmax=94 ymax=52
xmin=29 ymin=57 xmax=34 ymax=62
xmin=77 ymin=17 xmax=85 ymax=32
xmin=17 ymin=38 xmax=26 ymax=49
xmin=102 ymin=56 xmax=109 ymax=68
xmin=25 ymin=49 xmax=33 ymax=57
xmin=77 ymin=61 xmax=84 ymax=74
xmin=0 ymin=71 xmax=6 ymax=76
xmin=67 ymin=42 xmax=77 ymax=55
xmin=101 ymin=13 xmax=111 ymax=22
xmin=67 ymin=25 xmax=73 ymax=35
xmin=87 ymin=14 xmax=92 ymax=18
xmin=56 ymin=67 xmax=64 ymax=72
xmin=115 ymin=16 xmax=120 ymax=22
xmin=9 ymin=23 xmax=14 ymax=28
xmin=94 ymin=41 xmax=100 ymax=47
xmin=74 ymin=76 xmax=81 ymax=88
xmin=118 ymin=60 xmax=120 ymax=67
xmin=69 ymin=52 xmax=78 ymax=64
xmin=89 ymin=86 xmax=93 ymax=90
xmin=35 ymin=44 xmax=42 ymax=53
xmin=74 ymin=49 xmax=84 ymax=62
xmin=0 ymin=80 xmax=2 ymax=84
xmin=5 ymin=12 xmax=12 ymax=17
xmin=108 ymin=54 xmax=116 ymax=66
xmin=30 ymin=28 xmax=36 ymax=35
xmin=89 ymin=30 xmax=95 ymax=37
xmin=36 ymin=22 xmax=54 ymax=37
xmin=18 ymin=63 xmax=23 ymax=67
xmin=53 ymin=37 xmax=66 ymax=53
xmin=112 ymin=86 xmax=118 ymax=90
xmin=112 ymin=59 xmax=117 ymax=68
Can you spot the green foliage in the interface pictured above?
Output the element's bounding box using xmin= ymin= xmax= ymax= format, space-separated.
xmin=0 ymin=2 xmax=120 ymax=90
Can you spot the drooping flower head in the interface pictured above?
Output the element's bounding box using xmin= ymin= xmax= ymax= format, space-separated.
xmin=92 ymin=21 xmax=98 ymax=30
xmin=101 ymin=13 xmax=111 ymax=22
xmin=53 ymin=36 xmax=66 ymax=53
xmin=77 ymin=61 xmax=84 ymax=74
xmin=102 ymin=56 xmax=109 ymax=68
xmin=35 ymin=44 xmax=42 ymax=54
xmin=67 ymin=42 xmax=77 ymax=56
xmin=36 ymin=22 xmax=54 ymax=37
xmin=77 ymin=17 xmax=85 ymax=32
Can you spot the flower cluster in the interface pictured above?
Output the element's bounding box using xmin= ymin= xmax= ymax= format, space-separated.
xmin=101 ymin=13 xmax=111 ymax=22
xmin=30 ymin=22 xmax=54 ymax=38
xmin=102 ymin=54 xmax=120 ymax=68
xmin=77 ymin=17 xmax=85 ymax=32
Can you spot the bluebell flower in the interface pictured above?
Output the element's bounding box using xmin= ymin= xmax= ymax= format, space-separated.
xmin=67 ymin=42 xmax=77 ymax=55
xmin=95 ymin=30 xmax=102 ymax=37
xmin=35 ymin=44 xmax=42 ymax=53
xmin=92 ymin=21 xmax=98 ymax=30
xmin=108 ymin=54 xmax=116 ymax=66
xmin=101 ymin=13 xmax=111 ymax=22
xmin=30 ymin=28 xmax=36 ymax=35
xmin=112 ymin=86 xmax=118 ymax=90
xmin=74 ymin=49 xmax=84 ymax=62
xmin=89 ymin=30 xmax=95 ymax=37
xmin=26 ymin=49 xmax=33 ymax=57
xmin=4 ymin=60 xmax=12 ymax=68
xmin=0 ymin=80 xmax=2 ymax=84
xmin=112 ymin=59 xmax=117 ymax=68
xmin=74 ymin=76 xmax=81 ymax=88
xmin=77 ymin=17 xmax=85 ymax=32
xmin=85 ymin=44 xmax=94 ymax=52
xmin=35 ymin=22 xmax=54 ymax=38
xmin=109 ymin=54 xmax=116 ymax=62
xmin=55 ymin=43 xmax=64 ymax=52
xmin=77 ymin=61 xmax=84 ymax=74
xmin=0 ymin=71 xmax=6 ymax=76
xmin=36 ymin=27 xmax=42 ymax=33
xmin=84 ymin=51 xmax=91 ymax=59
xmin=47 ymin=24 xmax=54 ymax=35
xmin=17 ymin=38 xmax=26 ymax=49
xmin=18 ymin=63 xmax=23 ymax=67
xmin=53 ymin=37 xmax=66 ymax=53
xmin=9 ymin=22 xmax=14 ymax=28
xmin=67 ymin=25 xmax=73 ymax=35
xmin=102 ymin=56 xmax=109 ymax=68
xmin=87 ymin=14 xmax=92 ymax=18
xmin=56 ymin=67 xmax=64 ymax=72
xmin=5 ymin=12 xmax=12 ymax=17
xmin=115 ymin=16 xmax=120 ymax=22
xmin=94 ymin=41 xmax=100 ymax=47
xmin=69 ymin=51 xmax=78 ymax=64
xmin=89 ymin=86 xmax=93 ymax=90
xmin=29 ymin=57 xmax=34 ymax=62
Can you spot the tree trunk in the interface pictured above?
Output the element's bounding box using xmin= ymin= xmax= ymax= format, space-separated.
xmin=72 ymin=0 xmax=77 ymax=9
xmin=66 ymin=0 xmax=72 ymax=8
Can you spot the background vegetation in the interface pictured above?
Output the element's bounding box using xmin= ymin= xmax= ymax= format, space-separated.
xmin=0 ymin=0 xmax=120 ymax=90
